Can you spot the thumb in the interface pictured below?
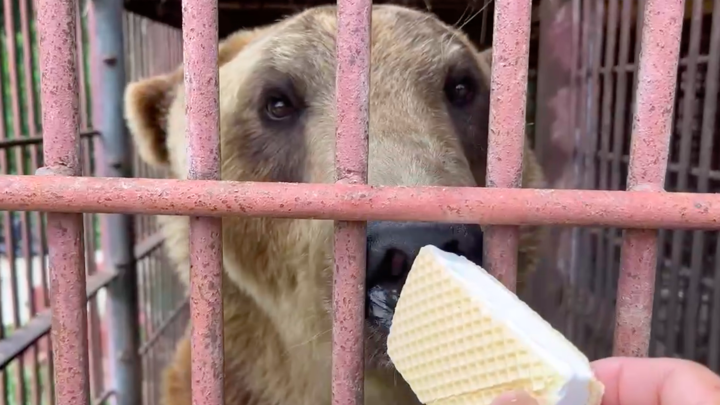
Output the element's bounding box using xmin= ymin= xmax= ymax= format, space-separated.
xmin=490 ymin=390 xmax=540 ymax=405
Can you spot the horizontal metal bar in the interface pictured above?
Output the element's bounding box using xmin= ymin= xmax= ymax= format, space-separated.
xmin=0 ymin=130 xmax=99 ymax=149
xmin=0 ymin=270 xmax=117 ymax=369
xmin=92 ymin=389 xmax=115 ymax=405
xmin=1 ymin=175 xmax=720 ymax=229
xmin=138 ymin=299 xmax=189 ymax=355
xmin=134 ymin=232 xmax=164 ymax=259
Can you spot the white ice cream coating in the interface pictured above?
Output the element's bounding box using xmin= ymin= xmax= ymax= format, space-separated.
xmin=426 ymin=245 xmax=594 ymax=405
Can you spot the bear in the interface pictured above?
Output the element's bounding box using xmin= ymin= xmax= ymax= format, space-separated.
xmin=124 ymin=4 xmax=546 ymax=405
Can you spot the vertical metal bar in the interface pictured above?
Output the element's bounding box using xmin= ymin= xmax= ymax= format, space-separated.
xmin=712 ymin=235 xmax=720 ymax=371
xmin=585 ymin=0 xmax=602 ymax=193
xmin=571 ymin=1 xmax=591 ymax=345
xmin=81 ymin=136 xmax=102 ymax=399
xmin=76 ymin=0 xmax=89 ymax=130
xmin=588 ymin=3 xmax=605 ymax=353
xmin=139 ymin=258 xmax=149 ymax=405
xmin=577 ymin=0 xmax=597 ymax=353
xmin=599 ymin=0 xmax=619 ymax=193
xmin=597 ymin=0 xmax=621 ymax=357
xmin=630 ymin=0 xmax=646 ymax=110
xmin=607 ymin=0 xmax=633 ymax=331
xmin=19 ymin=1 xmax=50 ymax=335
xmin=147 ymin=128 xmax=159 ymax=405
xmin=181 ymin=1 xmax=224 ymax=405
xmin=89 ymin=0 xmax=112 ymax=267
xmin=565 ymin=0 xmax=581 ymax=344
xmin=613 ymin=0 xmax=684 ymax=357
xmin=596 ymin=0 xmax=616 ymax=300
xmin=139 ymin=17 xmax=150 ymax=237
xmin=664 ymin=0 xmax=703 ymax=357
xmin=148 ymin=23 xmax=160 ymax=371
xmin=484 ymin=0 xmax=532 ymax=291
xmin=18 ymin=3 xmax=44 ymax=398
xmin=681 ymin=0 xmax=710 ymax=360
xmin=0 ymin=31 xmax=10 ymax=403
xmin=2 ymin=0 xmax=29 ymax=400
xmin=332 ymin=1 xmax=371 ymax=404
xmin=699 ymin=0 xmax=720 ymax=371
xmin=90 ymin=2 xmax=103 ymax=135
xmin=36 ymin=0 xmax=90 ymax=404
xmin=88 ymin=6 xmax=116 ymax=398
xmin=35 ymin=4 xmax=58 ymax=400
xmin=93 ymin=1 xmax=142 ymax=405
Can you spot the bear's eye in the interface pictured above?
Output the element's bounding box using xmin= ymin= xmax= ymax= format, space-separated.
xmin=444 ymin=75 xmax=477 ymax=108
xmin=265 ymin=95 xmax=297 ymax=121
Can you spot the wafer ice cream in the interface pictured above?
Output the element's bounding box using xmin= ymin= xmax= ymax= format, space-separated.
xmin=386 ymin=245 xmax=604 ymax=405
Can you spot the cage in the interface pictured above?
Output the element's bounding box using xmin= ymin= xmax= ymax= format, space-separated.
xmin=0 ymin=0 xmax=717 ymax=405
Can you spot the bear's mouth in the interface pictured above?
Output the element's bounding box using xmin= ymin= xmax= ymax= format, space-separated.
xmin=360 ymin=221 xmax=486 ymax=368
xmin=366 ymin=284 xmax=401 ymax=331
xmin=363 ymin=284 xmax=403 ymax=369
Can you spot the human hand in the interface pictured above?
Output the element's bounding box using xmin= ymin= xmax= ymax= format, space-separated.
xmin=489 ymin=357 xmax=720 ymax=405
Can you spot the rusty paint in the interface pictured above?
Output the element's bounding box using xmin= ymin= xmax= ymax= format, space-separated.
xmin=180 ymin=0 xmax=224 ymax=405
xmin=484 ymin=0 xmax=532 ymax=291
xmin=332 ymin=0 xmax=371 ymax=404
xmin=1 ymin=175 xmax=719 ymax=230
xmin=35 ymin=1 xmax=90 ymax=405
xmin=614 ymin=0 xmax=684 ymax=358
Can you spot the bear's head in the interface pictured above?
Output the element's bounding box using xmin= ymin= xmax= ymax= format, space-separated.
xmin=125 ymin=4 xmax=503 ymax=370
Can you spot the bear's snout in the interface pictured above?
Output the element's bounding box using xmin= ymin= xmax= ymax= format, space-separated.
xmin=364 ymin=221 xmax=485 ymax=329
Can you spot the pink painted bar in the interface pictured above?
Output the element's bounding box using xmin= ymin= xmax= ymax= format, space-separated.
xmin=2 ymin=176 xmax=720 ymax=230
xmin=180 ymin=0 xmax=224 ymax=405
xmin=614 ymin=0 xmax=684 ymax=357
xmin=332 ymin=0 xmax=371 ymax=404
xmin=35 ymin=0 xmax=90 ymax=405
xmin=484 ymin=0 xmax=532 ymax=291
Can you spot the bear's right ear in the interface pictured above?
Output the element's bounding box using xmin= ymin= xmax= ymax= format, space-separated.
xmin=124 ymin=72 xmax=179 ymax=168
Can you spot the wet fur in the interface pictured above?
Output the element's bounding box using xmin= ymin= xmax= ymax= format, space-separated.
xmin=124 ymin=5 xmax=546 ymax=405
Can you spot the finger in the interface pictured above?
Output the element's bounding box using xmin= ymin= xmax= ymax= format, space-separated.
xmin=591 ymin=357 xmax=720 ymax=405
xmin=490 ymin=390 xmax=539 ymax=405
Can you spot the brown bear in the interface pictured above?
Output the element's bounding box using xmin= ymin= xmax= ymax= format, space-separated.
xmin=124 ymin=4 xmax=546 ymax=405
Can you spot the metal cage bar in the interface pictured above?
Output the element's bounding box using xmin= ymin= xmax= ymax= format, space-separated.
xmin=704 ymin=0 xmax=720 ymax=373
xmin=2 ymin=177 xmax=720 ymax=228
xmin=4 ymin=177 xmax=720 ymax=229
xmin=614 ymin=0 xmax=685 ymax=357
xmin=331 ymin=0 xmax=371 ymax=404
xmin=35 ymin=1 xmax=90 ymax=405
xmin=180 ymin=1 xmax=224 ymax=405
xmin=93 ymin=0 xmax=143 ymax=404
xmin=13 ymin=0 xmax=720 ymax=404
xmin=484 ymin=0 xmax=532 ymax=291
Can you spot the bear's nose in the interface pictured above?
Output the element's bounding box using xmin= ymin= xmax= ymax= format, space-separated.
xmin=364 ymin=221 xmax=484 ymax=328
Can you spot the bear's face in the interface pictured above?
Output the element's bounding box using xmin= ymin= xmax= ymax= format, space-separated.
xmin=126 ymin=4 xmax=493 ymax=370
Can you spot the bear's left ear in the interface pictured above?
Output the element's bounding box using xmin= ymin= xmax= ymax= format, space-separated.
xmin=123 ymin=25 xmax=274 ymax=168
xmin=476 ymin=47 xmax=492 ymax=88
xmin=124 ymin=71 xmax=181 ymax=168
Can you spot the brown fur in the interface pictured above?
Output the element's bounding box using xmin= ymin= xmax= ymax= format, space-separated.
xmin=124 ymin=5 xmax=546 ymax=405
